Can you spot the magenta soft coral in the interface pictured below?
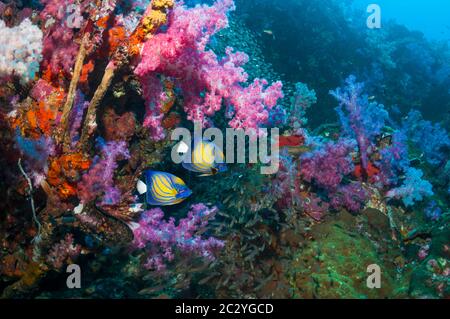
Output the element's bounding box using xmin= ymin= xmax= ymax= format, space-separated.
xmin=131 ymin=204 xmax=225 ymax=272
xmin=134 ymin=0 xmax=283 ymax=139
xmin=300 ymin=139 xmax=356 ymax=191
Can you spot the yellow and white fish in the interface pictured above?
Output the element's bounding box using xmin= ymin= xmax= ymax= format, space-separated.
xmin=136 ymin=171 xmax=192 ymax=206
xmin=181 ymin=140 xmax=227 ymax=176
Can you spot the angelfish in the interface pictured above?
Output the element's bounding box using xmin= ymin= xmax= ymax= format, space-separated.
xmin=136 ymin=170 xmax=192 ymax=206
xmin=182 ymin=139 xmax=227 ymax=176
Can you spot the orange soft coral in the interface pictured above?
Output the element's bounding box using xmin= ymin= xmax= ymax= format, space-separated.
xmin=108 ymin=26 xmax=126 ymax=54
xmin=12 ymin=88 xmax=65 ymax=139
xmin=79 ymin=60 xmax=95 ymax=85
xmin=47 ymin=153 xmax=90 ymax=199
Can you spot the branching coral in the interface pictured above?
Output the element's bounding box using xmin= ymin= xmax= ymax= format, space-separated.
xmin=131 ymin=204 xmax=224 ymax=271
xmin=78 ymin=0 xmax=174 ymax=147
xmin=0 ymin=18 xmax=43 ymax=82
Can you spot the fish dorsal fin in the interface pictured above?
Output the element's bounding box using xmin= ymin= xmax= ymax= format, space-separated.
xmin=171 ymin=175 xmax=186 ymax=186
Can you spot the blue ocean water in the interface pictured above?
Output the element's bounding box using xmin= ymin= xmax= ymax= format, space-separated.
xmin=354 ymin=0 xmax=450 ymax=41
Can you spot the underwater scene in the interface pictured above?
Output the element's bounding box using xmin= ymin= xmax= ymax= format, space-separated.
xmin=0 ymin=0 xmax=449 ymax=300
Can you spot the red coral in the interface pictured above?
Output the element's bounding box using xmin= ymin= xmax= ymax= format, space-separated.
xmin=102 ymin=108 xmax=136 ymax=142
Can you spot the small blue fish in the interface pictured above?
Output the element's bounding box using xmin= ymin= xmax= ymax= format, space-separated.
xmin=137 ymin=171 xmax=192 ymax=206
xmin=182 ymin=140 xmax=227 ymax=176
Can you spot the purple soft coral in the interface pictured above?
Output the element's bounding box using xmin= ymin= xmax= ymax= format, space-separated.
xmin=68 ymin=90 xmax=89 ymax=146
xmin=77 ymin=139 xmax=130 ymax=206
xmin=329 ymin=183 xmax=368 ymax=213
xmin=330 ymin=76 xmax=389 ymax=173
xmin=131 ymin=204 xmax=225 ymax=272
xmin=15 ymin=131 xmax=55 ymax=186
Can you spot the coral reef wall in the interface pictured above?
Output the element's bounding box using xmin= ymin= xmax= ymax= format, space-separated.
xmin=0 ymin=0 xmax=448 ymax=299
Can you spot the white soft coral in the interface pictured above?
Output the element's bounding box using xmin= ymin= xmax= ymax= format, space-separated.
xmin=0 ymin=18 xmax=43 ymax=82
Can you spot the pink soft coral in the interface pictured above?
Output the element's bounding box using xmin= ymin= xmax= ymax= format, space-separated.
xmin=134 ymin=0 xmax=283 ymax=139
xmin=46 ymin=234 xmax=81 ymax=270
xmin=39 ymin=0 xmax=90 ymax=73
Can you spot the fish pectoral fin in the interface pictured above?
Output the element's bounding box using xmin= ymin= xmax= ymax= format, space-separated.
xmin=198 ymin=173 xmax=213 ymax=177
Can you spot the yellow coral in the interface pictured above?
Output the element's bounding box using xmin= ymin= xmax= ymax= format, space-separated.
xmin=142 ymin=10 xmax=167 ymax=34
xmin=152 ymin=0 xmax=175 ymax=10
xmin=128 ymin=0 xmax=174 ymax=56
